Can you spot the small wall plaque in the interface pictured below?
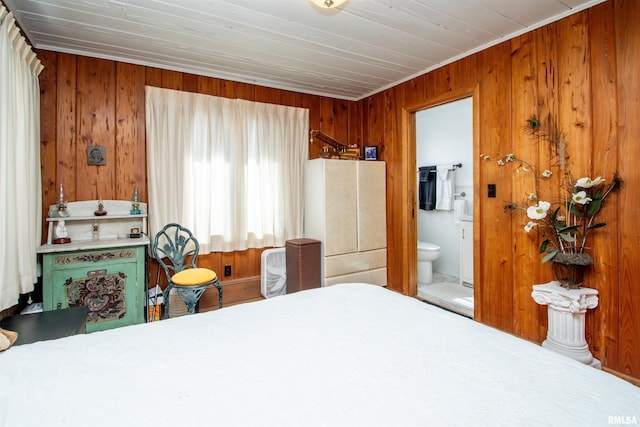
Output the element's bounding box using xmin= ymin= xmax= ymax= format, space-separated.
xmin=87 ymin=146 xmax=106 ymax=166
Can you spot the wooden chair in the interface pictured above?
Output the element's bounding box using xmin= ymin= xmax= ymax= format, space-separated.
xmin=151 ymin=223 xmax=222 ymax=319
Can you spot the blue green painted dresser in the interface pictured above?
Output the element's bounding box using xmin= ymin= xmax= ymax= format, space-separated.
xmin=37 ymin=200 xmax=149 ymax=333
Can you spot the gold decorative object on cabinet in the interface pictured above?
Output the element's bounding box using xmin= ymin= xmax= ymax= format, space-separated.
xmin=309 ymin=129 xmax=361 ymax=160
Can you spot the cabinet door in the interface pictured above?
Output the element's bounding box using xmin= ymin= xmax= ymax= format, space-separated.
xmin=460 ymin=222 xmax=474 ymax=285
xmin=357 ymin=161 xmax=386 ymax=251
xmin=324 ymin=160 xmax=358 ymax=256
xmin=45 ymin=248 xmax=142 ymax=333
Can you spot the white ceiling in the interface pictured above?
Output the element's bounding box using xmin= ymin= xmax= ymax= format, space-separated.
xmin=3 ymin=0 xmax=605 ymax=101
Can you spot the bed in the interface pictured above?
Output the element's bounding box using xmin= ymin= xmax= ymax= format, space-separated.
xmin=1 ymin=283 xmax=638 ymax=426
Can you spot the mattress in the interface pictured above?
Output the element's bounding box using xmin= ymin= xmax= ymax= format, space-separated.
xmin=1 ymin=283 xmax=638 ymax=426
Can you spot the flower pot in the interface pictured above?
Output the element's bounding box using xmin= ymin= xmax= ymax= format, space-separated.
xmin=551 ymin=253 xmax=593 ymax=289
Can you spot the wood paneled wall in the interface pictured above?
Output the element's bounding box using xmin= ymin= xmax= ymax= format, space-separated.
xmin=37 ymin=50 xmax=362 ymax=305
xmin=366 ymin=0 xmax=639 ymax=380
xmin=37 ymin=0 xmax=638 ymax=380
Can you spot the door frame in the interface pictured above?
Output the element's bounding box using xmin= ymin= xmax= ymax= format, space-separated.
xmin=401 ymin=85 xmax=480 ymax=298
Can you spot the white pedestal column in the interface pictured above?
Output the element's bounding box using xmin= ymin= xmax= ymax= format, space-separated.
xmin=531 ymin=281 xmax=601 ymax=369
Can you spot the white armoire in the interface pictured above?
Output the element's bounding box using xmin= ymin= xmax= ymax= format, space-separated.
xmin=304 ymin=158 xmax=387 ymax=287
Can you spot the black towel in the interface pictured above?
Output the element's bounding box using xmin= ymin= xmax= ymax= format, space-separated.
xmin=419 ymin=166 xmax=436 ymax=210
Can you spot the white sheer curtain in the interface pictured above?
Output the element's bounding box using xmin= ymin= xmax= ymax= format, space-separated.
xmin=145 ymin=86 xmax=309 ymax=252
xmin=0 ymin=6 xmax=43 ymax=311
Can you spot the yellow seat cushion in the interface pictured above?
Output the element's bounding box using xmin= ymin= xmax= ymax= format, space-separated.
xmin=172 ymin=268 xmax=217 ymax=286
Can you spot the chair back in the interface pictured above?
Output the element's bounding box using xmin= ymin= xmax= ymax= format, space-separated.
xmin=151 ymin=223 xmax=200 ymax=281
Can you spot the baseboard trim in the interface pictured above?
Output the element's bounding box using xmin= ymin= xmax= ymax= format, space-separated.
xmin=603 ymin=367 xmax=640 ymax=387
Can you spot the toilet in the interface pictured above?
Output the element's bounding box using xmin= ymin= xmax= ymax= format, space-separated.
xmin=417 ymin=241 xmax=441 ymax=285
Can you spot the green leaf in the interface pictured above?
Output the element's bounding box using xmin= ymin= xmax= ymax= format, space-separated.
xmin=570 ymin=204 xmax=584 ymax=217
xmin=588 ymin=222 xmax=606 ymax=230
xmin=540 ymin=239 xmax=552 ymax=253
xmin=559 ymin=233 xmax=576 ymax=242
xmin=542 ymin=250 xmax=557 ymax=263
xmin=593 ymin=188 xmax=604 ymax=199
xmin=558 ymin=225 xmax=579 ymax=234
xmin=587 ymin=199 xmax=602 ymax=216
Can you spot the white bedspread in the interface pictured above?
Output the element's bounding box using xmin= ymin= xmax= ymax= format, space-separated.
xmin=1 ymin=283 xmax=639 ymax=427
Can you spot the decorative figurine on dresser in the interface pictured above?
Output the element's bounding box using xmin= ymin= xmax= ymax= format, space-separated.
xmin=37 ymin=199 xmax=149 ymax=333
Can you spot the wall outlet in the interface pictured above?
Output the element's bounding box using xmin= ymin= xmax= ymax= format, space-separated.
xmin=488 ymin=184 xmax=496 ymax=198
xmin=224 ymin=265 xmax=232 ymax=276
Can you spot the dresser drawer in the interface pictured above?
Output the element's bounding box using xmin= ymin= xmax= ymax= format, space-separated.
xmin=324 ymin=249 xmax=386 ymax=278
xmin=323 ymin=267 xmax=387 ymax=287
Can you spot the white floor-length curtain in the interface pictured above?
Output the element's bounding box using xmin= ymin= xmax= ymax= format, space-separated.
xmin=146 ymin=86 xmax=309 ymax=253
xmin=0 ymin=6 xmax=44 ymax=311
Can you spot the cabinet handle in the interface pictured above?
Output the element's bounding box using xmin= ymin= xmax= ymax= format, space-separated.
xmin=88 ymin=269 xmax=107 ymax=277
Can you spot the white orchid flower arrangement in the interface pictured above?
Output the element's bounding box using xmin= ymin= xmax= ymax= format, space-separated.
xmin=483 ymin=115 xmax=621 ymax=265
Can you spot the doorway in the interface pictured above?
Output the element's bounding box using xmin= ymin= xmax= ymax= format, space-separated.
xmin=415 ymin=98 xmax=473 ymax=317
xmin=401 ymin=85 xmax=479 ymax=318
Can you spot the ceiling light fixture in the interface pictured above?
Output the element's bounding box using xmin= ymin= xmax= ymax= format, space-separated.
xmin=308 ymin=0 xmax=347 ymax=9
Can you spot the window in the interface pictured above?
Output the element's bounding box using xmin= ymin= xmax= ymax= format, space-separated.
xmin=145 ymin=87 xmax=309 ymax=252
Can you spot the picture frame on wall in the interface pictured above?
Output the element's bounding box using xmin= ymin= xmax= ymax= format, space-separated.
xmin=364 ymin=146 xmax=378 ymax=161
xmin=87 ymin=146 xmax=106 ymax=166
